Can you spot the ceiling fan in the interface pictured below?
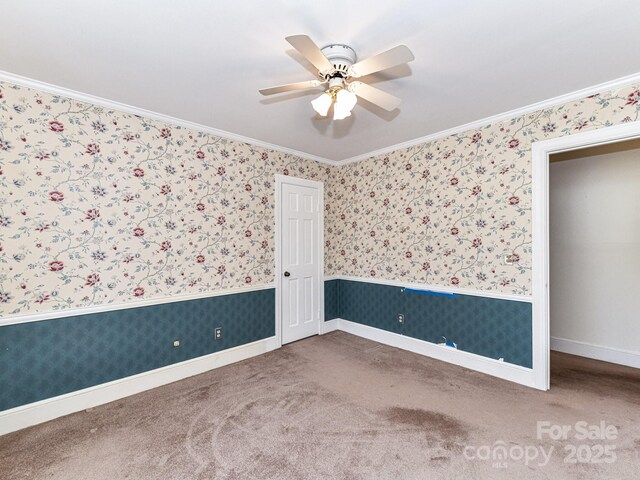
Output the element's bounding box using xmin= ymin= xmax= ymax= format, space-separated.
xmin=259 ymin=35 xmax=414 ymax=120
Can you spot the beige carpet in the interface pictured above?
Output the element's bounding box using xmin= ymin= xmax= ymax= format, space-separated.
xmin=1 ymin=331 xmax=639 ymax=479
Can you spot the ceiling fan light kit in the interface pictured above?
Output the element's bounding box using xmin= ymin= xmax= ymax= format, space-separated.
xmin=311 ymin=91 xmax=333 ymax=116
xmin=260 ymin=35 xmax=414 ymax=121
xmin=311 ymin=75 xmax=358 ymax=119
xmin=333 ymin=88 xmax=358 ymax=120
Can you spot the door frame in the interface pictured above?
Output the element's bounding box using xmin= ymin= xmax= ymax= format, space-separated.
xmin=274 ymin=174 xmax=325 ymax=349
xmin=531 ymin=120 xmax=640 ymax=390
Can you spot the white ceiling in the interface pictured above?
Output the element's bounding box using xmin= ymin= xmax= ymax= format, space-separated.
xmin=2 ymin=0 xmax=640 ymax=161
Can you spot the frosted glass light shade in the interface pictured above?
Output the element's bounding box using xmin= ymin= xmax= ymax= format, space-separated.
xmin=311 ymin=92 xmax=332 ymax=116
xmin=333 ymin=103 xmax=351 ymax=120
xmin=337 ymin=89 xmax=357 ymax=111
xmin=333 ymin=89 xmax=357 ymax=120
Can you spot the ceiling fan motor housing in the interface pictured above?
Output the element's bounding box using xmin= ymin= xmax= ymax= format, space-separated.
xmin=259 ymin=35 xmax=410 ymax=113
xmin=320 ymin=44 xmax=357 ymax=78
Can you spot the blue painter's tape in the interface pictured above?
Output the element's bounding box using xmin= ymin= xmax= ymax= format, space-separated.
xmin=403 ymin=288 xmax=457 ymax=298
xmin=337 ymin=279 xmax=532 ymax=368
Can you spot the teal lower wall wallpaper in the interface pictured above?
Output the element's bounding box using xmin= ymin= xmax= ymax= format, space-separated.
xmin=325 ymin=279 xmax=532 ymax=368
xmin=0 ymin=279 xmax=530 ymax=412
xmin=0 ymin=288 xmax=275 ymax=411
xmin=324 ymin=279 xmax=340 ymax=321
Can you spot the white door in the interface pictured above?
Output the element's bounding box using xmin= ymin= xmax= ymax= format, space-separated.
xmin=278 ymin=176 xmax=323 ymax=345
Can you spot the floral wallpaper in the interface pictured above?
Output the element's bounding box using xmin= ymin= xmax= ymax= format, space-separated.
xmin=2 ymin=78 xmax=640 ymax=317
xmin=0 ymin=81 xmax=329 ymax=316
xmin=324 ymin=83 xmax=640 ymax=295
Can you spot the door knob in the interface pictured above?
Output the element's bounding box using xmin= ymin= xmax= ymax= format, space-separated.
xmin=284 ymin=271 xmax=291 ymax=277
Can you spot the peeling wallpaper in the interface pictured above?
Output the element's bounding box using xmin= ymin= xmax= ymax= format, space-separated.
xmin=2 ymin=79 xmax=640 ymax=316
xmin=324 ymin=83 xmax=640 ymax=295
xmin=0 ymin=81 xmax=329 ymax=316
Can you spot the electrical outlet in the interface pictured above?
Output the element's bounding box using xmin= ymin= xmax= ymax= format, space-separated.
xmin=398 ymin=314 xmax=405 ymax=324
xmin=173 ymin=340 xmax=180 ymax=348
xmin=505 ymin=254 xmax=515 ymax=265
xmin=215 ymin=327 xmax=222 ymax=340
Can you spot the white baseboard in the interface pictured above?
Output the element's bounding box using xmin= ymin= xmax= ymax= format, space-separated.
xmin=321 ymin=319 xmax=339 ymax=334
xmin=334 ymin=319 xmax=538 ymax=389
xmin=1 ymin=319 xmax=543 ymax=437
xmin=551 ymin=337 xmax=640 ymax=369
xmin=264 ymin=336 xmax=281 ymax=352
xmin=0 ymin=336 xmax=274 ymax=436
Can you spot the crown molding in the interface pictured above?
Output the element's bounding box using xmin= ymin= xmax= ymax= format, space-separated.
xmin=0 ymin=70 xmax=336 ymax=166
xmin=333 ymin=71 xmax=640 ymax=166
xmin=3 ymin=69 xmax=640 ymax=167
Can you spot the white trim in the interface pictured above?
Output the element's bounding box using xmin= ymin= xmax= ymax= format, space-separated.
xmin=0 ymin=283 xmax=274 ymax=327
xmin=264 ymin=336 xmax=281 ymax=352
xmin=335 ymin=319 xmax=537 ymax=388
xmin=0 ymin=311 xmax=544 ymax=436
xmin=274 ymin=174 xmax=325 ymax=345
xmin=323 ymin=275 xmax=340 ymax=282
xmin=0 ymin=336 xmax=273 ymax=436
xmin=330 ymin=275 xmax=531 ymax=303
xmin=335 ymin=72 xmax=640 ymax=165
xmin=274 ymin=176 xmax=283 ymax=350
xmin=551 ymin=337 xmax=640 ymax=369
xmin=3 ymin=70 xmax=640 ymax=167
xmin=321 ymin=319 xmax=340 ymax=334
xmin=0 ymin=70 xmax=333 ymax=166
xmin=275 ymin=174 xmax=325 ymax=190
xmin=531 ymin=120 xmax=640 ymax=391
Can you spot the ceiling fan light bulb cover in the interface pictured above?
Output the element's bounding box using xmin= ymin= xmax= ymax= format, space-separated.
xmin=311 ymin=92 xmax=332 ymax=116
xmin=333 ymin=103 xmax=352 ymax=121
xmin=333 ymin=108 xmax=351 ymax=120
xmin=336 ymin=89 xmax=357 ymax=112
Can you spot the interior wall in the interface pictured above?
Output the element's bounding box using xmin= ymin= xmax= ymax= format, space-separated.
xmin=327 ymin=279 xmax=532 ymax=367
xmin=0 ymin=288 xmax=275 ymax=411
xmin=0 ymin=81 xmax=330 ymax=318
xmin=3 ymin=79 xmax=640 ymax=317
xmin=1 ymin=75 xmax=640 ymax=411
xmin=550 ymin=146 xmax=640 ymax=353
xmin=324 ymin=83 xmax=640 ymax=297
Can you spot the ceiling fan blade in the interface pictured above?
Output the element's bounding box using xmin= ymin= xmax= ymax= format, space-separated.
xmin=349 ymin=81 xmax=401 ymax=111
xmin=259 ymin=80 xmax=324 ymax=96
xmin=285 ymin=35 xmax=335 ymax=74
xmin=348 ymin=45 xmax=414 ymax=78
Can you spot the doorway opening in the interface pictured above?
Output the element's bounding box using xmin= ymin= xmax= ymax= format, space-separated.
xmin=531 ymin=121 xmax=640 ymax=390
xmin=548 ymin=139 xmax=640 ymax=385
